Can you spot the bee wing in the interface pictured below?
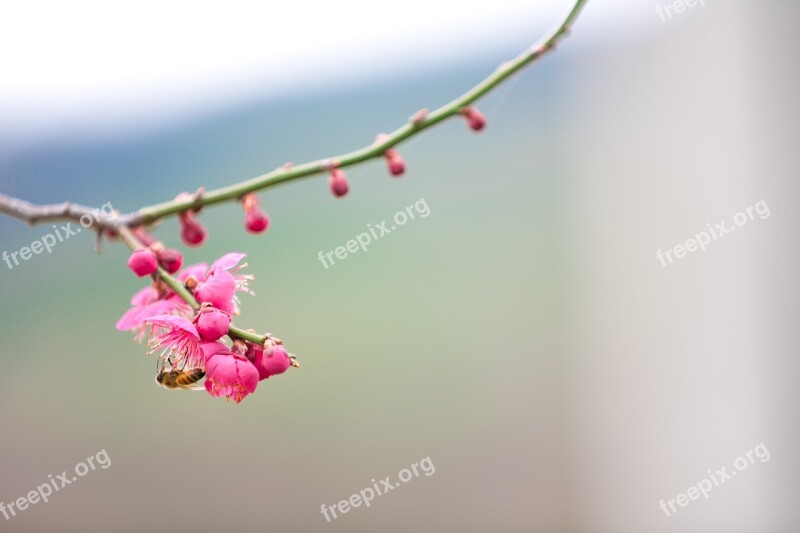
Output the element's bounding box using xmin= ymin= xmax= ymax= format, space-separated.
xmin=156 ymin=356 xmax=171 ymax=372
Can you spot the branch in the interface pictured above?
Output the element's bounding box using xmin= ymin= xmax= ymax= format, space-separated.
xmin=0 ymin=0 xmax=589 ymax=230
xmin=0 ymin=193 xmax=138 ymax=231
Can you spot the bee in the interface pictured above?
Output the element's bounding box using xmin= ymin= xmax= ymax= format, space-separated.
xmin=155 ymin=359 xmax=205 ymax=391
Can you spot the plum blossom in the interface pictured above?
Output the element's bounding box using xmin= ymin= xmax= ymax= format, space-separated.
xmin=204 ymin=349 xmax=259 ymax=403
xmin=115 ymin=285 xmax=184 ymax=341
xmin=146 ymin=315 xmax=209 ymax=369
xmin=118 ymin=251 xmax=295 ymax=403
xmin=185 ymin=253 xmax=254 ymax=312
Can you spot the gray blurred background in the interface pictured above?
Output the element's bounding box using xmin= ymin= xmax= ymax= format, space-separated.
xmin=0 ymin=1 xmax=798 ymax=531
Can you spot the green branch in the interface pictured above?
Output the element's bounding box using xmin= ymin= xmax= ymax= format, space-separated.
xmin=0 ymin=0 xmax=589 ymax=231
xmin=137 ymin=0 xmax=588 ymax=224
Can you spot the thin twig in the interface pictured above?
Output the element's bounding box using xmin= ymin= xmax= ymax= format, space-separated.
xmin=0 ymin=193 xmax=139 ymax=230
xmin=0 ymin=0 xmax=589 ymax=231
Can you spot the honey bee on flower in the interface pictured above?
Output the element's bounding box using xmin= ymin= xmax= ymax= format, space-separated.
xmin=117 ymin=249 xmax=296 ymax=403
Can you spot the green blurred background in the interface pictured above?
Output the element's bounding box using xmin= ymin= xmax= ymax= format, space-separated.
xmin=1 ymin=2 xmax=799 ymax=532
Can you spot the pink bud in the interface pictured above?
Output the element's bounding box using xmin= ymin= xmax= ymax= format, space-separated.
xmin=386 ymin=151 xmax=405 ymax=177
xmin=461 ymin=106 xmax=486 ymax=132
xmin=241 ymin=193 xmax=270 ymax=234
xmin=245 ymin=210 xmax=270 ymax=233
xmin=375 ymin=134 xmax=405 ymax=177
xmin=195 ymin=305 xmax=231 ymax=341
xmin=127 ymin=249 xmax=158 ymax=277
xmin=254 ymin=343 xmax=292 ymax=379
xmin=157 ymin=248 xmax=183 ymax=274
xmin=328 ymin=169 xmax=349 ymax=198
xmin=409 ymin=108 xmax=429 ymax=125
xmin=179 ymin=211 xmax=206 ymax=246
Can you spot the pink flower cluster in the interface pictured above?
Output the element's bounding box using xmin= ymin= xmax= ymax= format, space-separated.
xmin=117 ymin=252 xmax=294 ymax=403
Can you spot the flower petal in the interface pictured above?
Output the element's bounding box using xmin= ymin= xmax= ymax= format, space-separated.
xmin=209 ymin=253 xmax=246 ymax=274
xmin=145 ymin=315 xmax=200 ymax=339
xmin=204 ymin=352 xmax=259 ymax=403
xmin=177 ymin=262 xmax=209 ymax=282
xmin=194 ymin=269 xmax=236 ymax=314
xmin=116 ymin=299 xmax=177 ymax=332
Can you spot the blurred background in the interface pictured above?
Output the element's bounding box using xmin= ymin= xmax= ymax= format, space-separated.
xmin=0 ymin=1 xmax=798 ymax=531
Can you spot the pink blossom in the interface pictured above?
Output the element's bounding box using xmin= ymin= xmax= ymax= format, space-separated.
xmin=177 ymin=262 xmax=209 ymax=282
xmin=208 ymin=253 xmax=247 ymax=275
xmin=194 ymin=268 xmax=237 ymax=314
xmin=204 ymin=351 xmax=259 ymax=403
xmin=164 ymin=254 xmax=253 ymax=316
xmin=146 ymin=315 xmax=208 ymax=369
xmin=116 ymin=286 xmax=181 ymax=341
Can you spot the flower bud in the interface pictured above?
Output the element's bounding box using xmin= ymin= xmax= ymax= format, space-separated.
xmin=241 ymin=193 xmax=270 ymax=234
xmin=386 ymin=152 xmax=405 ymax=176
xmin=127 ymin=249 xmax=158 ymax=277
xmin=179 ymin=211 xmax=206 ymax=246
xmin=461 ymin=106 xmax=486 ymax=132
xmin=157 ymin=248 xmax=183 ymax=274
xmin=254 ymin=342 xmax=292 ymax=379
xmin=409 ymin=108 xmax=429 ymax=126
xmin=328 ymin=169 xmax=349 ymax=198
xmin=375 ymin=133 xmax=405 ymax=177
xmin=195 ymin=304 xmax=231 ymax=341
